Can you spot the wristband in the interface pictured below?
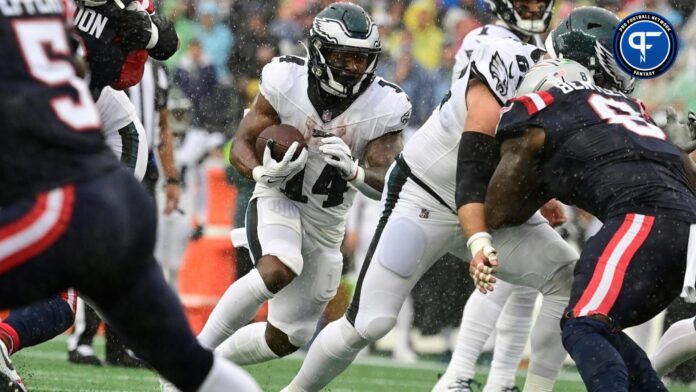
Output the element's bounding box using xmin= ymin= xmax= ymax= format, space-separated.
xmin=467 ymin=231 xmax=492 ymax=255
xmin=347 ymin=165 xmax=364 ymax=184
xmin=166 ymin=177 xmax=180 ymax=185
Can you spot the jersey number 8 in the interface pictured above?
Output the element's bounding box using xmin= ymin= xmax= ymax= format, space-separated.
xmin=588 ymin=94 xmax=666 ymax=140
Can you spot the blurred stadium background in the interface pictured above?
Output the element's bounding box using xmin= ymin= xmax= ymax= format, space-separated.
xmin=13 ymin=0 xmax=696 ymax=390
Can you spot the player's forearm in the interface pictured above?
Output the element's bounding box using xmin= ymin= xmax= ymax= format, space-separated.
xmin=353 ymin=166 xmax=386 ymax=200
xmin=458 ymin=203 xmax=489 ymax=237
xmin=230 ymin=139 xmax=260 ymax=180
xmin=157 ymin=110 xmax=178 ymax=180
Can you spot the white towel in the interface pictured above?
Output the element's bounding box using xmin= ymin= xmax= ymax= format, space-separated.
xmin=230 ymin=227 xmax=249 ymax=249
xmin=680 ymin=224 xmax=696 ymax=303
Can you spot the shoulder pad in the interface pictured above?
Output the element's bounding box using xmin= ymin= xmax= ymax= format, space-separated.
xmin=259 ymin=56 xmax=306 ymax=110
xmin=469 ymin=38 xmax=544 ymax=105
xmin=373 ymin=78 xmax=412 ymax=134
xmin=496 ymin=89 xmax=558 ymax=141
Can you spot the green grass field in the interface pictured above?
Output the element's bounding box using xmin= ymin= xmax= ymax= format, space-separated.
xmin=11 ymin=337 xmax=696 ymax=391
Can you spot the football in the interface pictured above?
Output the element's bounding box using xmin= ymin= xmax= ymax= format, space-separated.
xmin=255 ymin=124 xmax=307 ymax=162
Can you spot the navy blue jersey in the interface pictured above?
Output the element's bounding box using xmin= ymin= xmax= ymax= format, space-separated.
xmin=496 ymin=85 xmax=696 ymax=222
xmin=0 ymin=0 xmax=118 ymax=206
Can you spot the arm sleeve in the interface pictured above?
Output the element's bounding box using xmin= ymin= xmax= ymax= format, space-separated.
xmin=455 ymin=132 xmax=500 ymax=208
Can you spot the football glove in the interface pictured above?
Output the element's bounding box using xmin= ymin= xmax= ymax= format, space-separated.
xmin=252 ymin=141 xmax=308 ymax=188
xmin=664 ymin=107 xmax=696 ymax=153
xmin=115 ymin=2 xmax=158 ymax=52
xmin=319 ymin=136 xmax=359 ymax=180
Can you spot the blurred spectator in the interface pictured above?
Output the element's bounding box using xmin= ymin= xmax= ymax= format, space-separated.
xmin=403 ymin=0 xmax=444 ymax=70
xmin=162 ymin=0 xmax=197 ymax=69
xmin=195 ymin=2 xmax=234 ymax=81
xmin=270 ymin=2 xmax=305 ymax=55
xmin=229 ymin=13 xmax=279 ymax=105
xmin=625 ymin=0 xmax=684 ymax=26
xmin=390 ymin=51 xmax=436 ymax=128
xmin=431 ymin=40 xmax=457 ymax=109
xmin=173 ymin=39 xmax=218 ymax=128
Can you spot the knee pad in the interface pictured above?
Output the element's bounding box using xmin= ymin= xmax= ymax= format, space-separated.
xmin=286 ymin=326 xmax=316 ymax=348
xmin=377 ymin=217 xmax=426 ymax=278
xmin=358 ymin=315 xmax=398 ymax=343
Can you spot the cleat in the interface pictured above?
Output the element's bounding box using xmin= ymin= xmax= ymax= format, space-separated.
xmin=0 ymin=341 xmax=26 ymax=392
xmin=68 ymin=345 xmax=102 ymax=366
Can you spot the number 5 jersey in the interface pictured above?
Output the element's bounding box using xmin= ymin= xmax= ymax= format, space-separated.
xmin=252 ymin=55 xmax=412 ymax=246
xmin=0 ymin=0 xmax=117 ymax=206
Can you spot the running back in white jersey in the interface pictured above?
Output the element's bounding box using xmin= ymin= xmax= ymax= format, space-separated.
xmin=402 ymin=31 xmax=544 ymax=211
xmin=253 ymin=55 xmax=412 ymax=245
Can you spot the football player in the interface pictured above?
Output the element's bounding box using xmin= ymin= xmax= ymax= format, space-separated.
xmin=0 ymin=0 xmax=180 ymax=372
xmin=195 ymin=2 xmax=411 ymax=366
xmin=487 ymin=57 xmax=696 ymax=391
xmin=0 ymin=1 xmax=259 ymax=391
xmin=437 ymin=7 xmax=636 ymax=392
xmin=282 ymin=1 xmax=582 ymax=392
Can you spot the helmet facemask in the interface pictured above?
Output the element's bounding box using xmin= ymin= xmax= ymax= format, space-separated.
xmin=310 ymin=39 xmax=379 ymax=98
xmin=488 ymin=0 xmax=555 ymax=35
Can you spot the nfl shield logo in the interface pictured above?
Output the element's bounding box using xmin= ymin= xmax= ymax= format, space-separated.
xmin=322 ymin=110 xmax=332 ymax=122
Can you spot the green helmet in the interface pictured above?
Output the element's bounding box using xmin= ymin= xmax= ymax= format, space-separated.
xmin=309 ymin=2 xmax=381 ymax=98
xmin=545 ymin=7 xmax=635 ymax=94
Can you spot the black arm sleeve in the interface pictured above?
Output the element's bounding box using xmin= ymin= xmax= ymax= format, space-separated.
xmin=455 ymin=132 xmax=500 ymax=209
xmin=148 ymin=14 xmax=179 ymax=61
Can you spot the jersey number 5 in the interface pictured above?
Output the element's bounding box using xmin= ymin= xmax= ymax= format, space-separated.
xmin=12 ymin=19 xmax=100 ymax=131
xmin=588 ymin=94 xmax=665 ymax=140
xmin=282 ymin=165 xmax=348 ymax=208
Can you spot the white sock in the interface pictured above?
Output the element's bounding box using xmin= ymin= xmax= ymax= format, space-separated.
xmin=484 ymin=286 xmax=536 ymax=392
xmin=393 ymin=296 xmax=416 ymax=360
xmin=284 ymin=317 xmax=368 ymax=392
xmin=522 ymin=373 xmax=554 ymax=392
xmin=215 ymin=322 xmax=279 ymax=365
xmin=197 ymin=269 xmax=273 ymax=350
xmin=198 ymin=356 xmax=261 ymax=392
xmin=443 ymin=280 xmax=515 ymax=381
xmin=651 ymin=316 xmax=696 ymax=377
xmin=523 ymin=295 xmax=568 ymax=392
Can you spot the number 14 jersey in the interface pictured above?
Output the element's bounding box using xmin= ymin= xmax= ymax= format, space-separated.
xmin=496 ymin=85 xmax=696 ymax=222
xmin=253 ymin=56 xmax=412 ymax=246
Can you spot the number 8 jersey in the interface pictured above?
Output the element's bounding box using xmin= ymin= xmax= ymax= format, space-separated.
xmin=252 ymin=56 xmax=412 ymax=246
xmin=496 ymin=85 xmax=696 ymax=222
xmin=0 ymin=0 xmax=118 ymax=206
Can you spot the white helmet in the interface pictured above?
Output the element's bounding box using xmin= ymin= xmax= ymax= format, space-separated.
xmin=516 ymin=58 xmax=592 ymax=96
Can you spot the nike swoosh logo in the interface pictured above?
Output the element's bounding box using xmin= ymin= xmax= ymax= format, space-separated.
xmin=266 ymin=178 xmax=282 ymax=184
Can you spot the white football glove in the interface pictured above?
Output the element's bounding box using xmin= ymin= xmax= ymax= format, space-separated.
xmin=252 ymin=141 xmax=308 ymax=188
xmin=319 ymin=136 xmax=359 ymax=180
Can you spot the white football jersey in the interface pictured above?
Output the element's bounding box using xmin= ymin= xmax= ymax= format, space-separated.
xmin=402 ymin=28 xmax=543 ymax=211
xmin=253 ymin=56 xmax=412 ymax=245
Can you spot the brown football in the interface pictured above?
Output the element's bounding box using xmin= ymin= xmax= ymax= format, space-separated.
xmin=255 ymin=124 xmax=307 ymax=162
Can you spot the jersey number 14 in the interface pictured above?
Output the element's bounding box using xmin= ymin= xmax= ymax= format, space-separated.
xmin=282 ymin=165 xmax=348 ymax=208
